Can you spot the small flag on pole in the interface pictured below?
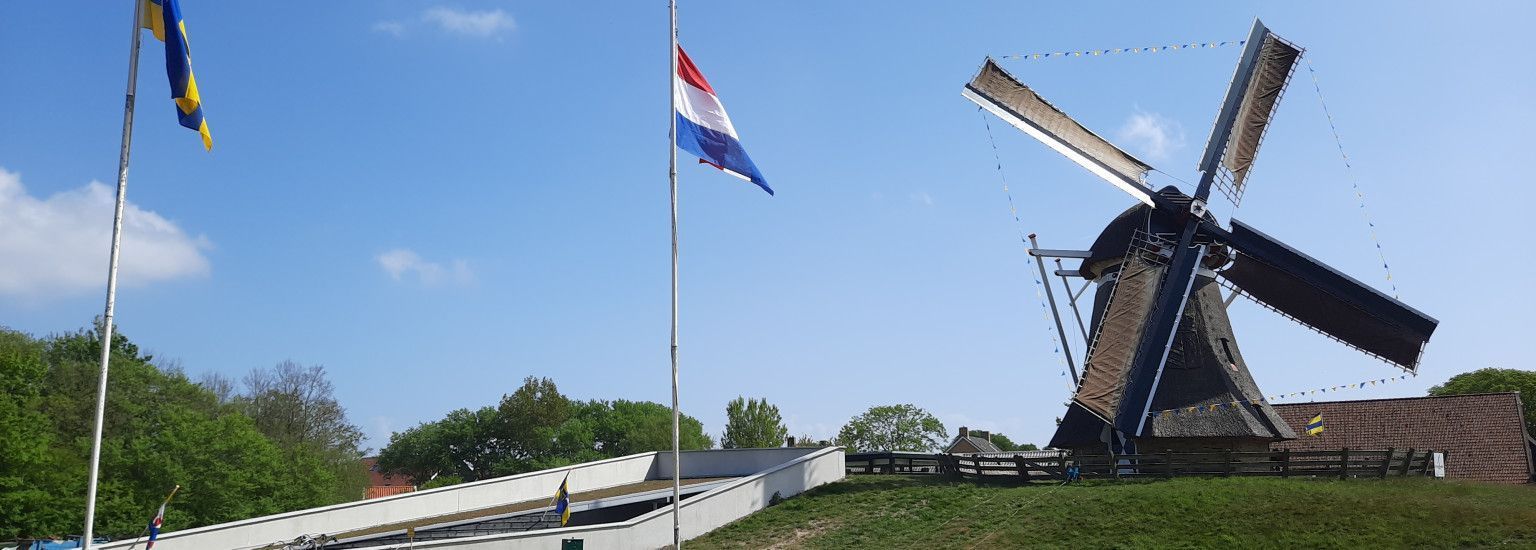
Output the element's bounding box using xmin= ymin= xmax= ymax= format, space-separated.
xmin=145 ymin=501 xmax=168 ymax=549
xmin=140 ymin=0 xmax=212 ymax=150
xmin=550 ymin=473 xmax=572 ymax=527
xmin=674 ymin=46 xmax=770 ymax=194
xmin=1306 ymin=414 xmax=1325 ymax=436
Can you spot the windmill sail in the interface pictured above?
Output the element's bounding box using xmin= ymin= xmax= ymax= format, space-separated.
xmin=964 ymin=59 xmax=1156 ymax=206
xmin=1073 ymin=254 xmax=1165 ymax=424
xmin=1198 ymin=20 xmax=1303 ymax=203
xmin=1218 ymin=219 xmax=1438 ymax=370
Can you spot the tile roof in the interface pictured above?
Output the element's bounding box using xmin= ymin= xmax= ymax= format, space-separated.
xmin=946 ymin=436 xmax=1002 ymax=454
xmin=1271 ymin=392 xmax=1534 ymax=484
xmin=362 ymin=457 xmax=415 ymax=488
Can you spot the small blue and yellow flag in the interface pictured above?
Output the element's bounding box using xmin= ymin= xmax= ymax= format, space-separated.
xmin=1306 ymin=414 xmax=1325 ymax=436
xmin=140 ymin=0 xmax=211 ymax=150
xmin=550 ymin=474 xmax=571 ymax=526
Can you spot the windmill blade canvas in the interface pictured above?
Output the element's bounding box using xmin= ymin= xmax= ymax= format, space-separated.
xmin=963 ymin=59 xmax=1157 ymax=206
xmin=1199 ymin=20 xmax=1304 ymax=204
xmin=1217 ymin=219 xmax=1438 ymax=370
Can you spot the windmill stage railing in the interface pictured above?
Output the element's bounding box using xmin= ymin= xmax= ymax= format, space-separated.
xmin=921 ymin=449 xmax=1440 ymax=481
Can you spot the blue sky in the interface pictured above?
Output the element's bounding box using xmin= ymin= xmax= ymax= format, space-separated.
xmin=2 ymin=1 xmax=1532 ymax=451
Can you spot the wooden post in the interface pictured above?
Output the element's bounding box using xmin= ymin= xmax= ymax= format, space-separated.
xmin=1339 ymin=447 xmax=1350 ymax=480
xmin=1224 ymin=449 xmax=1234 ymax=477
xmin=1014 ymin=455 xmax=1027 ymax=480
xmin=1165 ymin=449 xmax=1174 ymax=479
xmin=1280 ymin=449 xmax=1291 ymax=478
xmin=1378 ymin=447 xmax=1394 ymax=479
xmin=1399 ymin=448 xmax=1414 ymax=476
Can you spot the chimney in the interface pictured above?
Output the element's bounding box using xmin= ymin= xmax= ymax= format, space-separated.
xmin=958 ymin=426 xmax=969 ymax=439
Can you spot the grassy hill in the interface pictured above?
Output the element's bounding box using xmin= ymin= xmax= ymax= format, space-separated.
xmin=689 ymin=475 xmax=1536 ymax=549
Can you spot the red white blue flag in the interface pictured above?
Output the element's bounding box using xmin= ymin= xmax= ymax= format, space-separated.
xmin=674 ymin=46 xmax=771 ymax=195
xmin=145 ymin=501 xmax=167 ymax=548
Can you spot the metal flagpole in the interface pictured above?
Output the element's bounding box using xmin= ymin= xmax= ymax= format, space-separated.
xmin=667 ymin=1 xmax=683 ymax=548
xmin=84 ymin=1 xmax=145 ymax=548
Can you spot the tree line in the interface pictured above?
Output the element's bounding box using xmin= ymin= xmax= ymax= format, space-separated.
xmin=374 ymin=388 xmax=1040 ymax=488
xmin=0 ymin=326 xmax=367 ymax=541
xmin=375 ymin=380 xmax=813 ymax=486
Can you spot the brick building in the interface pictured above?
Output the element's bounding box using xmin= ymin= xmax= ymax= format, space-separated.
xmin=945 ymin=427 xmax=1003 ymax=454
xmin=361 ymin=457 xmax=417 ymax=499
xmin=1270 ymin=393 xmax=1534 ymax=484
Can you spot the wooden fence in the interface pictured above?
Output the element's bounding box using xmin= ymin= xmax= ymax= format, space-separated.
xmin=937 ymin=448 xmax=1441 ymax=482
xmin=845 ymin=452 xmax=945 ymax=475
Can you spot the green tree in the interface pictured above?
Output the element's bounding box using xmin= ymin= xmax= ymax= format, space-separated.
xmin=1 ymin=326 xmax=299 ymax=539
xmin=378 ymin=406 xmax=505 ymax=484
xmin=376 ymin=379 xmax=715 ymax=483
xmin=0 ymin=329 xmax=73 ymax=539
xmin=497 ymin=376 xmax=574 ymax=468
xmin=791 ymin=434 xmax=832 ymax=447
xmin=579 ymin=399 xmax=714 ymax=456
xmin=236 ymin=360 xmax=369 ymax=504
xmin=1429 ymin=367 xmax=1536 ymax=434
xmin=982 ymin=432 xmax=1039 ymax=452
xmin=721 ymin=397 xmax=788 ymax=449
xmin=836 ymin=404 xmax=947 ymax=453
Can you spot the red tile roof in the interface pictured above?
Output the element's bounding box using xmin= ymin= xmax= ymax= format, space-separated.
xmin=361 ymin=457 xmax=415 ymax=488
xmin=1271 ymin=392 xmax=1534 ymax=484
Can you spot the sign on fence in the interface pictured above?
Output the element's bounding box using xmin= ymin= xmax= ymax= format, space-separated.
xmin=1432 ymin=452 xmax=1445 ymax=478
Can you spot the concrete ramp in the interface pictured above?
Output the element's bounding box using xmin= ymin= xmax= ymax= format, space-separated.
xmin=99 ymin=447 xmax=844 ymax=550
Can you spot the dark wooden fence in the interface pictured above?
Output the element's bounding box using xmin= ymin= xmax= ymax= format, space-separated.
xmin=845 ymin=452 xmax=945 ymax=474
xmin=936 ymin=448 xmax=1440 ymax=482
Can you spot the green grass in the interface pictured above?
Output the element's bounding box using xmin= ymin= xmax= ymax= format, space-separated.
xmin=689 ymin=475 xmax=1536 ymax=549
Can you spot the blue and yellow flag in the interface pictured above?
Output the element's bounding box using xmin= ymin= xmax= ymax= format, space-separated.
xmin=140 ymin=0 xmax=211 ymax=150
xmin=550 ymin=474 xmax=571 ymax=526
xmin=1306 ymin=414 xmax=1325 ymax=436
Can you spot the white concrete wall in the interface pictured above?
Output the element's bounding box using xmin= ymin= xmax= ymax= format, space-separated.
xmin=372 ymin=446 xmax=847 ymax=550
xmin=660 ymin=446 xmax=825 ymax=478
xmin=99 ymin=453 xmax=660 ymax=550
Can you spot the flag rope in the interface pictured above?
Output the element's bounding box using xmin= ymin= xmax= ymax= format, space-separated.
xmin=999 ymin=40 xmax=1244 ymax=62
xmin=978 ymin=108 xmax=1076 ymax=396
xmin=1304 ymin=59 xmax=1399 ymax=299
xmin=1146 ymin=374 xmax=1415 ymax=418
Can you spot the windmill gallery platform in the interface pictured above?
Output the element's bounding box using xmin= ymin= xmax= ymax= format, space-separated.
xmin=94 ymin=447 xmax=844 ymax=550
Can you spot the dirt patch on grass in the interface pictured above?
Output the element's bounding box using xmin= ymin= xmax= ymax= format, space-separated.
xmin=762 ymin=518 xmax=841 ymax=550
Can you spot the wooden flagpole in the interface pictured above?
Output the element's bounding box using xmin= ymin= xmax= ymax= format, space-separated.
xmin=83 ymin=1 xmax=146 ymax=547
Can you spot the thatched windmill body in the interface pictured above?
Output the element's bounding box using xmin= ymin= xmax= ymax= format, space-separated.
xmin=962 ymin=21 xmax=1438 ymax=453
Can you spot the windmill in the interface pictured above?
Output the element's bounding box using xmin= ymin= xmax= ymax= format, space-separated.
xmin=963 ymin=20 xmax=1438 ymax=453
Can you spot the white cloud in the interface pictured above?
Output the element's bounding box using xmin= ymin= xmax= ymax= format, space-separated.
xmin=909 ymin=191 xmax=934 ymax=206
xmin=0 ymin=168 xmax=210 ymax=300
xmin=376 ymin=248 xmax=474 ymax=286
xmin=371 ymin=20 xmax=406 ymax=37
xmin=422 ymin=7 xmax=516 ymax=38
xmin=1116 ymin=110 xmax=1186 ymax=161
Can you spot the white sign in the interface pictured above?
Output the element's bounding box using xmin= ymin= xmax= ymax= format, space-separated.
xmin=1432 ymin=452 xmax=1446 ymax=478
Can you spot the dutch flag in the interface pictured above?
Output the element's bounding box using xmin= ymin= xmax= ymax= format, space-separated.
xmin=674 ymin=46 xmax=771 ymax=195
xmin=145 ymin=501 xmax=167 ymax=549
